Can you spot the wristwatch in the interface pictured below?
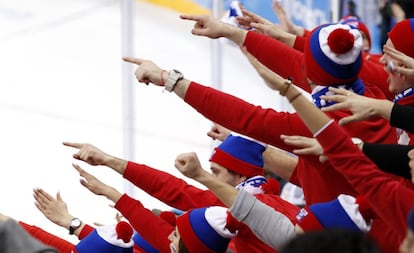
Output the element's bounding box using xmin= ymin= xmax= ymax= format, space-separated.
xmin=69 ymin=218 xmax=82 ymax=235
xmin=165 ymin=69 xmax=184 ymax=92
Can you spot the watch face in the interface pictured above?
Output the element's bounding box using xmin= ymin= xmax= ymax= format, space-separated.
xmin=71 ymin=218 xmax=81 ymax=227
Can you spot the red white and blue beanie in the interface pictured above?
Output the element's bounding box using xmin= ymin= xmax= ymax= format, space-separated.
xmin=76 ymin=221 xmax=134 ymax=253
xmin=304 ymin=23 xmax=363 ymax=86
xmin=209 ymin=134 xmax=266 ymax=178
xmin=295 ymin=194 xmax=373 ymax=232
xmin=176 ymin=206 xmax=236 ymax=253
xmin=388 ymin=19 xmax=414 ymax=58
xmin=339 ymin=15 xmax=371 ymax=49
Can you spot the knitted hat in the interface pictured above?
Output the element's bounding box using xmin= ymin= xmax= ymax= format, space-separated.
xmin=76 ymin=221 xmax=134 ymax=253
xmin=340 ymin=15 xmax=371 ymax=48
xmin=133 ymin=232 xmax=159 ymax=253
xmin=176 ymin=206 xmax=236 ymax=253
xmin=388 ymin=19 xmax=414 ymax=58
xmin=295 ymin=194 xmax=373 ymax=233
xmin=209 ymin=134 xmax=266 ymax=178
xmin=304 ymin=23 xmax=363 ymax=86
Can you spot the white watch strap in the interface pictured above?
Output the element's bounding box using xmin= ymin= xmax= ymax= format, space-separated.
xmin=165 ymin=70 xmax=183 ymax=92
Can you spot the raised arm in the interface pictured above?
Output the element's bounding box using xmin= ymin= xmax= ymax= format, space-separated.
xmin=123 ymin=56 xmax=313 ymax=153
xmin=72 ymin=163 xmax=122 ymax=203
xmin=174 ymin=152 xmax=238 ymax=207
xmin=178 ymin=14 xmax=309 ymax=91
xmin=72 ymin=164 xmax=172 ymax=252
xmin=271 ymin=0 xmax=305 ymax=36
xmin=180 ymin=14 xmax=247 ymax=45
xmin=63 ymin=142 xmax=127 ymax=175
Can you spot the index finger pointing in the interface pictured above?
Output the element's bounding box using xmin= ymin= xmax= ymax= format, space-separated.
xmin=179 ymin=14 xmax=201 ymax=21
xmin=122 ymin=57 xmax=144 ymax=65
xmin=63 ymin=142 xmax=83 ymax=149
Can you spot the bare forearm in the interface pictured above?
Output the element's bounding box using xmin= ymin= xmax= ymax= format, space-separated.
xmin=221 ymin=23 xmax=248 ymax=45
xmin=104 ymin=156 xmax=128 ymax=175
xmin=172 ymin=79 xmax=191 ymax=99
xmin=103 ymin=187 xmax=123 ymax=204
xmin=278 ymin=32 xmax=296 ymax=48
xmin=285 ymin=87 xmax=331 ymax=134
xmin=263 ymin=146 xmax=297 ymax=180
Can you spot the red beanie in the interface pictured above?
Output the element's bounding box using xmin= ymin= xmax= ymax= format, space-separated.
xmin=388 ymin=19 xmax=414 ymax=58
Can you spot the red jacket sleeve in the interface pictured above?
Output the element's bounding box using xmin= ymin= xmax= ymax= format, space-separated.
xmin=115 ymin=194 xmax=172 ymax=253
xmin=293 ymin=36 xmax=306 ymax=52
xmin=184 ymin=82 xmax=313 ymax=153
xmin=77 ymin=224 xmax=94 ymax=240
xmin=123 ymin=161 xmax=224 ymax=210
xmin=316 ymin=122 xmax=414 ymax=237
xmin=18 ymin=221 xmax=76 ymax=253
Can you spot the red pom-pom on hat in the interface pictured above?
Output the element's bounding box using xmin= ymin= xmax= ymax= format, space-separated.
xmin=115 ymin=221 xmax=133 ymax=243
xmin=226 ymin=211 xmax=244 ymax=233
xmin=355 ymin=195 xmax=375 ymax=223
xmin=261 ymin=178 xmax=280 ymax=195
xmin=327 ymin=28 xmax=355 ymax=54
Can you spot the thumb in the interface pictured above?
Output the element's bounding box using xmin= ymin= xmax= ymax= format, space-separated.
xmin=319 ymin=155 xmax=328 ymax=163
xmin=338 ymin=116 xmax=356 ymax=126
xmin=56 ymin=191 xmax=63 ymax=202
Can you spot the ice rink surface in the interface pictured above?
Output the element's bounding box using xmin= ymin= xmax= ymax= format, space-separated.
xmin=0 ymin=0 xmax=292 ymax=243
